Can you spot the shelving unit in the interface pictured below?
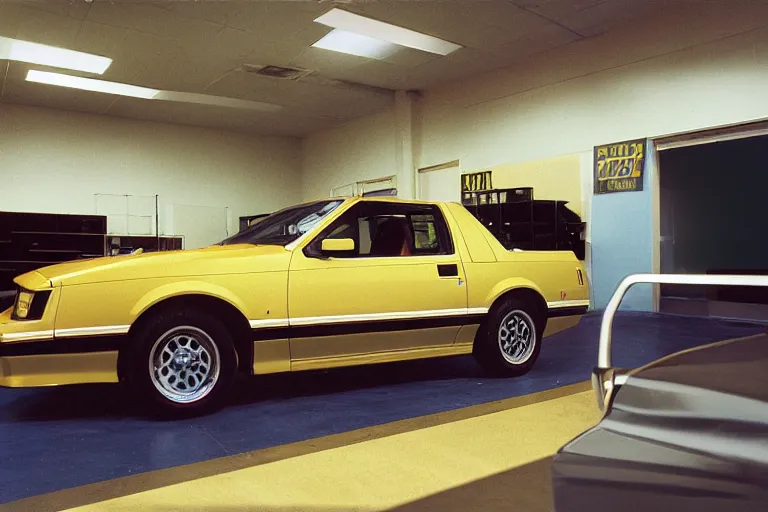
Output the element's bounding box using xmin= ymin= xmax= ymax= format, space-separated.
xmin=0 ymin=211 xmax=184 ymax=292
xmin=0 ymin=211 xmax=108 ymax=291
xmin=462 ymin=187 xmax=586 ymax=260
xmin=106 ymin=235 xmax=183 ymax=255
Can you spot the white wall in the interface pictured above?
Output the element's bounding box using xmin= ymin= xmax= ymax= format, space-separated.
xmin=302 ymin=0 xmax=768 ymax=201
xmin=417 ymin=1 xmax=768 ymax=174
xmin=301 ymin=108 xmax=396 ymax=200
xmin=0 ymin=104 xmax=301 ymax=245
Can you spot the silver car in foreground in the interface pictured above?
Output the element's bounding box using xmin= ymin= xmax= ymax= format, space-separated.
xmin=553 ymin=274 xmax=768 ymax=512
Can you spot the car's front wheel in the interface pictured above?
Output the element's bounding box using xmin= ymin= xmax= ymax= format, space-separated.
xmin=122 ymin=308 xmax=238 ymax=417
xmin=473 ymin=296 xmax=544 ymax=376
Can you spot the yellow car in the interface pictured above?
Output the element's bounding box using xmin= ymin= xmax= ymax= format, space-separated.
xmin=0 ymin=197 xmax=589 ymax=415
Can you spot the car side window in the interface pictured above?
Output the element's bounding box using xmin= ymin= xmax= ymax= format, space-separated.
xmin=308 ymin=202 xmax=453 ymax=258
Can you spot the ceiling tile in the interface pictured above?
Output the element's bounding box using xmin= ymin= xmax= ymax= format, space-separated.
xmin=85 ymin=1 xmax=146 ymax=30
xmin=164 ymin=1 xmax=242 ymax=26
xmin=227 ymin=1 xmax=323 ymax=39
xmin=99 ymin=29 xmax=176 ymax=84
xmin=238 ymin=24 xmax=330 ymax=69
xmin=349 ymin=1 xmax=448 ymax=34
xmin=200 ymin=26 xmax=262 ymax=65
xmin=401 ymin=47 xmax=507 ymax=89
xmin=73 ymin=21 xmax=129 ymax=62
xmin=343 ymin=0 xmax=554 ymax=51
xmin=21 ymin=0 xmax=91 ymax=20
xmin=489 ymin=22 xmax=582 ymax=62
xmin=0 ymin=2 xmax=26 ymax=38
xmin=556 ymin=0 xmax=661 ymax=37
xmin=130 ymin=4 xmax=224 ymax=41
xmin=511 ymin=0 xmax=606 ymax=23
xmin=133 ymin=57 xmax=232 ymax=94
xmin=327 ymin=61 xmax=413 ymax=91
xmin=15 ymin=6 xmax=82 ymax=48
xmin=290 ymin=47 xmax=372 ymax=76
xmin=383 ymin=48 xmax=441 ymax=68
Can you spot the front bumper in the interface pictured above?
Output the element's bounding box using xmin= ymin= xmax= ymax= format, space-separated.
xmin=0 ymin=307 xmax=121 ymax=387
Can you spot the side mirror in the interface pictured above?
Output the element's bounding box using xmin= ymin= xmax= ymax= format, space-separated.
xmin=321 ymin=238 xmax=354 ymax=253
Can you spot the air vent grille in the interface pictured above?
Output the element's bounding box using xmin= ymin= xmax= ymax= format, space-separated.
xmin=241 ymin=64 xmax=310 ymax=80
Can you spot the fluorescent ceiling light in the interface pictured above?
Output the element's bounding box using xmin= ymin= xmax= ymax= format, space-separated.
xmin=26 ymin=70 xmax=284 ymax=112
xmin=26 ymin=70 xmax=159 ymax=99
xmin=312 ymin=29 xmax=400 ymax=60
xmin=154 ymin=91 xmax=283 ymax=112
xmin=314 ymin=8 xmax=462 ymax=56
xmin=0 ymin=36 xmax=111 ymax=74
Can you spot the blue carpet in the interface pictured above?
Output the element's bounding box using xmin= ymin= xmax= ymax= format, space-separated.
xmin=0 ymin=312 xmax=763 ymax=503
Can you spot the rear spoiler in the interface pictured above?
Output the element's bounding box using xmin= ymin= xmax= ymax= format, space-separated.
xmin=593 ymin=273 xmax=768 ymax=410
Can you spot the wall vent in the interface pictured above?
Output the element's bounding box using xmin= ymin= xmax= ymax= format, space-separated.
xmin=241 ymin=64 xmax=311 ymax=80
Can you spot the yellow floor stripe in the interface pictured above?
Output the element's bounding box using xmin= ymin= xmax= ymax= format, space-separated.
xmin=67 ymin=390 xmax=598 ymax=512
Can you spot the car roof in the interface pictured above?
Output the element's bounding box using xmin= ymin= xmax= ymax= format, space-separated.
xmin=330 ymin=196 xmax=445 ymax=206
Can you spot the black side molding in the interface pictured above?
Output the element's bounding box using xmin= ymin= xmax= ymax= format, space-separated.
xmin=548 ymin=305 xmax=589 ymax=318
xmin=0 ymin=335 xmax=125 ymax=357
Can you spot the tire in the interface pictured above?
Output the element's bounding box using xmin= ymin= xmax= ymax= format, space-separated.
xmin=122 ymin=308 xmax=238 ymax=417
xmin=473 ymin=297 xmax=544 ymax=377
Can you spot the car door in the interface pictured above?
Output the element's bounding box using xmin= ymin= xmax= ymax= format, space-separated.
xmin=287 ymin=200 xmax=468 ymax=363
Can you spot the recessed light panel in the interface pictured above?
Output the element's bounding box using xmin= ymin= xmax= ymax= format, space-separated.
xmin=314 ymin=8 xmax=462 ymax=56
xmin=26 ymin=70 xmax=284 ymax=112
xmin=154 ymin=91 xmax=283 ymax=112
xmin=26 ymin=70 xmax=159 ymax=99
xmin=0 ymin=36 xmax=111 ymax=74
xmin=312 ymin=29 xmax=400 ymax=60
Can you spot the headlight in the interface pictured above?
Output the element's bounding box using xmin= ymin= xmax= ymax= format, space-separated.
xmin=14 ymin=290 xmax=34 ymax=319
xmin=12 ymin=289 xmax=51 ymax=321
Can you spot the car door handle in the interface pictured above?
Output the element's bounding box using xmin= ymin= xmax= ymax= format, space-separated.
xmin=437 ymin=264 xmax=459 ymax=277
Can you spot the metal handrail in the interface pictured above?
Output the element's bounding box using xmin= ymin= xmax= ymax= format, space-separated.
xmin=598 ymin=273 xmax=768 ymax=368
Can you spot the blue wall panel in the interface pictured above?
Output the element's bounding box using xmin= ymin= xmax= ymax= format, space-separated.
xmin=590 ymin=141 xmax=654 ymax=311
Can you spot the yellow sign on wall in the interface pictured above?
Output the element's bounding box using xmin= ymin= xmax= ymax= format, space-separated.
xmin=594 ymin=139 xmax=645 ymax=194
xmin=461 ymin=170 xmax=492 ymax=193
xmin=487 ymin=154 xmax=583 ymax=216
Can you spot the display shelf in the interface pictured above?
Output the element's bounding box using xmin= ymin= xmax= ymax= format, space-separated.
xmin=0 ymin=211 xmax=109 ymax=291
xmin=462 ymin=188 xmax=586 ymax=259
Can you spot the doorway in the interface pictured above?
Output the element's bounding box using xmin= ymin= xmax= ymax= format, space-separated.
xmin=418 ymin=161 xmax=461 ymax=202
xmin=658 ymin=133 xmax=768 ymax=320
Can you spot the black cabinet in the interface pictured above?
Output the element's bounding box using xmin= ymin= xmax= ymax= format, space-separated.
xmin=0 ymin=211 xmax=184 ymax=293
xmin=0 ymin=211 xmax=108 ymax=292
xmin=462 ymin=188 xmax=586 ymax=260
xmin=106 ymin=235 xmax=183 ymax=255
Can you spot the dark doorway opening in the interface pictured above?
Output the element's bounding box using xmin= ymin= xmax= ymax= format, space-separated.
xmin=659 ymin=134 xmax=768 ymax=320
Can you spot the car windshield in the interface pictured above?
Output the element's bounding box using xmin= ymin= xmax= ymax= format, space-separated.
xmin=220 ymin=200 xmax=344 ymax=246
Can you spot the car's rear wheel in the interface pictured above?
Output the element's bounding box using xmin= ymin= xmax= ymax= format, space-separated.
xmin=123 ymin=308 xmax=238 ymax=417
xmin=473 ymin=296 xmax=544 ymax=376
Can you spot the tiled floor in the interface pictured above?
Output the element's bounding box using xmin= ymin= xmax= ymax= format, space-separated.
xmin=0 ymin=312 xmax=763 ymax=505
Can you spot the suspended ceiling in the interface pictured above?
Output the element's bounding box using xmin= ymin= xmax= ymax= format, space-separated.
xmin=0 ymin=0 xmax=671 ymax=136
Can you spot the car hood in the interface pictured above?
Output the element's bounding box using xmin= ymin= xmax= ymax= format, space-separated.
xmin=569 ymin=333 xmax=768 ymax=466
xmin=24 ymin=244 xmax=291 ymax=287
xmin=622 ymin=332 xmax=768 ymax=405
